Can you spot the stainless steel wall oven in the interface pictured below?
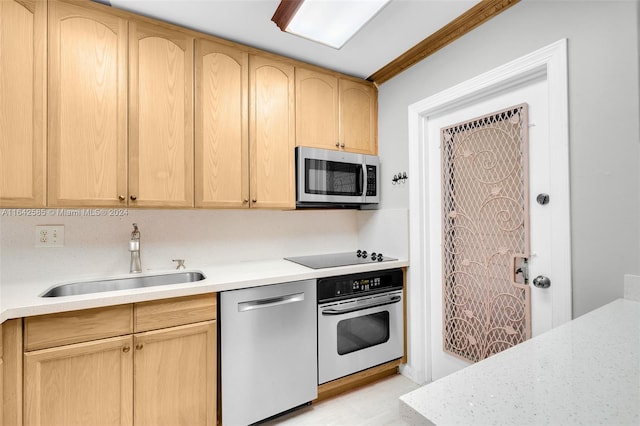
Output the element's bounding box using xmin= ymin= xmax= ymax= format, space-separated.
xmin=317 ymin=268 xmax=404 ymax=384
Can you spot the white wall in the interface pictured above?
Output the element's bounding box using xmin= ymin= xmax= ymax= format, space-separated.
xmin=0 ymin=209 xmax=359 ymax=287
xmin=378 ymin=0 xmax=640 ymax=318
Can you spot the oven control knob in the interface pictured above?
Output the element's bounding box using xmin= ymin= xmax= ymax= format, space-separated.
xmin=371 ymin=252 xmax=377 ymax=259
xmin=361 ymin=251 xmax=368 ymax=259
xmin=377 ymin=253 xmax=384 ymax=262
xmin=356 ymin=249 xmax=362 ymax=257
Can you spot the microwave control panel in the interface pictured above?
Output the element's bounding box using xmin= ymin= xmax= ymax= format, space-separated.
xmin=366 ymin=165 xmax=377 ymax=196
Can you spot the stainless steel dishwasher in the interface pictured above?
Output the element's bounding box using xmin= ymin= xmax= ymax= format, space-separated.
xmin=220 ymin=280 xmax=317 ymax=425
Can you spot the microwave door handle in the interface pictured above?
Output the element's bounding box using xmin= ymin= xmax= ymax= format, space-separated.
xmin=321 ymin=295 xmax=401 ymax=315
xmin=359 ymin=164 xmax=365 ymax=196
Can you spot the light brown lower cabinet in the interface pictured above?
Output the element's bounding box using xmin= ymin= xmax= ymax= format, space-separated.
xmin=24 ymin=335 xmax=134 ymax=426
xmin=21 ymin=294 xmax=217 ymax=426
xmin=3 ymin=319 xmax=22 ymax=426
xmin=0 ymin=321 xmax=4 ymax=424
xmin=134 ymin=322 xmax=216 ymax=426
xmin=23 ymin=321 xmax=216 ymax=426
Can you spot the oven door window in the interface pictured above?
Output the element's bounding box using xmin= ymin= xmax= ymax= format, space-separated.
xmin=305 ymin=159 xmax=363 ymax=196
xmin=336 ymin=311 xmax=390 ymax=355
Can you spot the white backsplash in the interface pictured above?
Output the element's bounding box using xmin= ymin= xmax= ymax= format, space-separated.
xmin=0 ymin=209 xmax=358 ymax=286
xmin=357 ymin=208 xmax=409 ymax=260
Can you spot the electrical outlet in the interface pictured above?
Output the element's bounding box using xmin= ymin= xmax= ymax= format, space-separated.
xmin=35 ymin=225 xmax=65 ymax=248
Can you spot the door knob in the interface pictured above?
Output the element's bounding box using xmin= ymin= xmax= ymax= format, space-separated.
xmin=532 ymin=275 xmax=551 ymax=288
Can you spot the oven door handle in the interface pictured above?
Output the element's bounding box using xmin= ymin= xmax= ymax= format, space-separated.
xmin=321 ymin=295 xmax=401 ymax=316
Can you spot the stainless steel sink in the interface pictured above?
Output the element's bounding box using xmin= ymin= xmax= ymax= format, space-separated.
xmin=41 ymin=271 xmax=206 ymax=297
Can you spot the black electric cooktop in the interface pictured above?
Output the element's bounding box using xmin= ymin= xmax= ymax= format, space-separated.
xmin=284 ymin=250 xmax=397 ymax=269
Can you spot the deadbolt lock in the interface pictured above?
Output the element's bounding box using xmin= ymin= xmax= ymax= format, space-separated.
xmin=536 ymin=193 xmax=550 ymax=205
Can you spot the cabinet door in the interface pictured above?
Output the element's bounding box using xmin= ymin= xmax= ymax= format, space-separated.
xmin=339 ymin=79 xmax=378 ymax=155
xmin=134 ymin=321 xmax=216 ymax=426
xmin=0 ymin=0 xmax=46 ymax=207
xmin=195 ymin=40 xmax=248 ymax=208
xmin=249 ymin=55 xmax=295 ymax=209
xmin=295 ymin=67 xmax=339 ymax=151
xmin=48 ymin=0 xmax=128 ymax=207
xmin=129 ymin=21 xmax=194 ymax=208
xmin=24 ymin=335 xmax=133 ymax=426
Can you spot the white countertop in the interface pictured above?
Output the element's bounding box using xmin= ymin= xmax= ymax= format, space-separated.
xmin=399 ymin=298 xmax=640 ymax=426
xmin=0 ymin=258 xmax=408 ymax=322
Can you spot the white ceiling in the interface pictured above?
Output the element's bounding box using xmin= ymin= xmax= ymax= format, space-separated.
xmin=107 ymin=0 xmax=482 ymax=80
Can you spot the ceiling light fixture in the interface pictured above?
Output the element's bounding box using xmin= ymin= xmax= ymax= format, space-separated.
xmin=271 ymin=0 xmax=390 ymax=49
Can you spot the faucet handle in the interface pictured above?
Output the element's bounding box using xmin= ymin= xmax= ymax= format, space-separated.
xmin=172 ymin=259 xmax=186 ymax=270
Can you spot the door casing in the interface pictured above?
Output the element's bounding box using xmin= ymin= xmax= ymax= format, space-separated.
xmin=403 ymin=39 xmax=571 ymax=384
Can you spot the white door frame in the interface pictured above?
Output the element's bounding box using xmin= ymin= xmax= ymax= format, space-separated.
xmin=404 ymin=39 xmax=572 ymax=384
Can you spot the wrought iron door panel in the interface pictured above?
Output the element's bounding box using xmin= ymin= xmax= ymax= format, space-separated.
xmin=441 ymin=104 xmax=530 ymax=363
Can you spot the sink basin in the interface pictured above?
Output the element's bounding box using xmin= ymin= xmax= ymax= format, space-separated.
xmin=41 ymin=271 xmax=206 ymax=297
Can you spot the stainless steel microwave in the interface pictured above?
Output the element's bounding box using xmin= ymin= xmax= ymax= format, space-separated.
xmin=295 ymin=146 xmax=379 ymax=208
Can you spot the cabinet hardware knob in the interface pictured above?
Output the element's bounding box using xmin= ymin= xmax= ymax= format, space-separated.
xmin=243 ymin=199 xmax=249 ymax=204
xmin=118 ymin=195 xmax=125 ymax=201
xmin=335 ymin=142 xmax=340 ymax=147
xmin=122 ymin=346 xmax=130 ymax=353
xmin=136 ymin=344 xmax=144 ymax=350
xmin=130 ymin=195 xmax=137 ymax=201
xmin=340 ymin=143 xmax=345 ymax=148
xmin=252 ymin=199 xmax=257 ymax=203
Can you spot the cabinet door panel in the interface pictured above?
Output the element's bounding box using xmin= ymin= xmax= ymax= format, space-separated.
xmin=295 ymin=68 xmax=338 ymax=150
xmin=249 ymin=56 xmax=295 ymax=209
xmin=24 ymin=335 xmax=133 ymax=426
xmin=134 ymin=321 xmax=216 ymax=426
xmin=48 ymin=0 xmax=127 ymax=207
xmin=195 ymin=40 xmax=248 ymax=208
xmin=0 ymin=0 xmax=45 ymax=207
xmin=129 ymin=22 xmax=194 ymax=207
xmin=339 ymin=80 xmax=378 ymax=155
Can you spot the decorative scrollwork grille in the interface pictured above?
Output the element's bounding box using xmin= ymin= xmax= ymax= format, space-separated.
xmin=441 ymin=104 xmax=531 ymax=363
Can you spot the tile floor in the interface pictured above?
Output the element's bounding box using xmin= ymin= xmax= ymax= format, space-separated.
xmin=261 ymin=373 xmax=420 ymax=425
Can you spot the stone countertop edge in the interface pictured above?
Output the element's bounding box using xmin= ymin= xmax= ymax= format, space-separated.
xmin=398 ymin=298 xmax=640 ymax=426
xmin=0 ymin=258 xmax=409 ymax=322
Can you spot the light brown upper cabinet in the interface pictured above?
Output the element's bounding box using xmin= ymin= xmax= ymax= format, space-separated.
xmin=249 ymin=55 xmax=296 ymax=209
xmin=296 ymin=67 xmax=378 ymax=155
xmin=0 ymin=0 xmax=46 ymax=207
xmin=295 ymin=68 xmax=339 ymax=152
xmin=195 ymin=40 xmax=249 ymax=208
xmin=129 ymin=21 xmax=194 ymax=208
xmin=339 ymin=79 xmax=377 ymax=154
xmin=48 ymin=0 xmax=128 ymax=207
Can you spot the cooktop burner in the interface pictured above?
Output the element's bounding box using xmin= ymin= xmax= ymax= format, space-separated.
xmin=284 ymin=250 xmax=397 ymax=269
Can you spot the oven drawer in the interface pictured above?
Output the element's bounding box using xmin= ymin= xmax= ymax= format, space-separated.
xmin=317 ymin=290 xmax=403 ymax=384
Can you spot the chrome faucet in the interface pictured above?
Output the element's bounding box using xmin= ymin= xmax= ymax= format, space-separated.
xmin=129 ymin=223 xmax=142 ymax=273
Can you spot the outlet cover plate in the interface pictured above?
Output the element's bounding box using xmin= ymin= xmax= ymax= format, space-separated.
xmin=35 ymin=225 xmax=65 ymax=248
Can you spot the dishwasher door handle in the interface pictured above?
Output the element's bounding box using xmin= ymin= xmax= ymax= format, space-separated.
xmin=238 ymin=292 xmax=305 ymax=312
xmin=321 ymin=295 xmax=401 ymax=316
